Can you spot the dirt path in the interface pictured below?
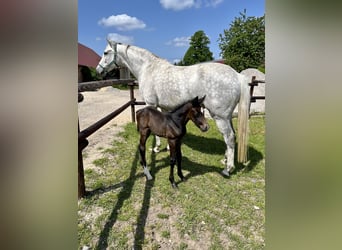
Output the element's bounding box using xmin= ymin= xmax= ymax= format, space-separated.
xmin=78 ymin=87 xmax=145 ymax=169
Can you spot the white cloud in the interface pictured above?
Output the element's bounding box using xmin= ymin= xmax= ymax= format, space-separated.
xmin=98 ymin=14 xmax=146 ymax=31
xmin=204 ymin=0 xmax=223 ymax=7
xmin=166 ymin=36 xmax=190 ymax=47
xmin=95 ymin=37 xmax=102 ymax=41
xmin=107 ymin=33 xmax=134 ymax=44
xmin=160 ymin=0 xmax=196 ymax=11
xmin=160 ymin=0 xmax=223 ymax=10
xmin=172 ymin=59 xmax=181 ymax=64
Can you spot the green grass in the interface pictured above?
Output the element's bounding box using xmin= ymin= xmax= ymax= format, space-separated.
xmin=78 ymin=116 xmax=265 ymax=249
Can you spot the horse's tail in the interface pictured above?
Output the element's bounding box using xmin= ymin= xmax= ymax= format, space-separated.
xmin=237 ymin=74 xmax=250 ymax=163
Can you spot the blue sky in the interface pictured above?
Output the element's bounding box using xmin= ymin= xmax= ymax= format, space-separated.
xmin=78 ymin=0 xmax=264 ymax=64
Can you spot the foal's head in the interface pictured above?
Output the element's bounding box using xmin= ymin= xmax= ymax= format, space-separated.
xmin=188 ymin=96 xmax=209 ymax=132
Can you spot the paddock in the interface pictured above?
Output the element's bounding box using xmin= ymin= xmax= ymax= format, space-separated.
xmin=78 ymin=76 xmax=265 ymax=249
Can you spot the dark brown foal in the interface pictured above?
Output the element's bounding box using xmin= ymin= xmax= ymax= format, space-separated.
xmin=136 ymin=96 xmax=209 ymax=188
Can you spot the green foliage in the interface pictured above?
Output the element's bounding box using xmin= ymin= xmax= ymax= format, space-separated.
xmin=178 ymin=30 xmax=214 ymax=66
xmin=89 ymin=67 xmax=102 ymax=81
xmin=218 ymin=10 xmax=265 ymax=72
xmin=80 ymin=66 xmax=102 ymax=82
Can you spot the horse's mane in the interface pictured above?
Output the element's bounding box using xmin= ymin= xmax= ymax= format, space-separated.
xmin=129 ymin=44 xmax=171 ymax=64
xmin=169 ymin=99 xmax=193 ymax=114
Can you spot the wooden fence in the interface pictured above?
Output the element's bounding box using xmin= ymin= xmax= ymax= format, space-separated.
xmin=78 ymin=77 xmax=265 ymax=198
xmin=78 ymin=79 xmax=145 ymax=198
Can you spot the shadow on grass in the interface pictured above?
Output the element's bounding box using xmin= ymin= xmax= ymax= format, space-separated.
xmin=183 ymin=133 xmax=263 ymax=174
xmin=161 ymin=145 xmax=263 ymax=186
xmin=85 ymin=182 xmax=125 ymax=197
xmin=91 ymin=138 xmax=157 ymax=250
xmin=95 ymin=149 xmax=140 ymax=249
xmin=183 ymin=133 xmax=226 ymax=155
xmin=87 ymin=134 xmax=262 ymax=249
xmin=133 ymin=137 xmax=157 ymax=250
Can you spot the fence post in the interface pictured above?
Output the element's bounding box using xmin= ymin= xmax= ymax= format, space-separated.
xmin=78 ymin=119 xmax=88 ymax=199
xmin=249 ymin=76 xmax=256 ymax=117
xmin=129 ymin=82 xmax=136 ymax=123
xmin=120 ymin=67 xmax=130 ymax=79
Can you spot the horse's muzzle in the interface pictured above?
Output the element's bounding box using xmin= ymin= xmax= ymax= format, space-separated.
xmin=200 ymin=124 xmax=210 ymax=132
xmin=96 ymin=66 xmax=103 ymax=75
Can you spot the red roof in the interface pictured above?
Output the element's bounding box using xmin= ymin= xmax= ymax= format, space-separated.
xmin=78 ymin=43 xmax=101 ymax=68
xmin=214 ymin=59 xmax=225 ymax=64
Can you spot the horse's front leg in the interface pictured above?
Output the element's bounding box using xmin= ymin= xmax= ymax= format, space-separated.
xmin=175 ymin=140 xmax=185 ymax=181
xmin=168 ymin=139 xmax=177 ymax=188
xmin=153 ymin=107 xmax=170 ymax=152
xmin=139 ymin=129 xmax=153 ymax=180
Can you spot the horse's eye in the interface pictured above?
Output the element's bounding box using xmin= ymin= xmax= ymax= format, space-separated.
xmin=104 ymin=52 xmax=108 ymax=55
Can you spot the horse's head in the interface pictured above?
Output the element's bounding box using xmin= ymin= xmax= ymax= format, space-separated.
xmin=96 ymin=39 xmax=122 ymax=76
xmin=189 ymin=96 xmax=209 ymax=132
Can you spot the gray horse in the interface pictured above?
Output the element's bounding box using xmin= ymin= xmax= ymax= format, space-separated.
xmin=97 ymin=40 xmax=250 ymax=178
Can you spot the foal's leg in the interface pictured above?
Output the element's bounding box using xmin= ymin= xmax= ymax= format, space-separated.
xmin=215 ymin=117 xmax=236 ymax=176
xmin=139 ymin=129 xmax=153 ymax=180
xmin=153 ymin=107 xmax=170 ymax=152
xmin=153 ymin=135 xmax=162 ymax=153
xmin=175 ymin=140 xmax=185 ymax=181
xmin=167 ymin=139 xmax=177 ymax=188
xmin=153 ymin=107 xmax=163 ymax=153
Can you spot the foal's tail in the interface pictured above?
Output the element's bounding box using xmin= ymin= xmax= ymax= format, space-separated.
xmin=237 ymin=74 xmax=250 ymax=163
xmin=136 ymin=109 xmax=143 ymax=131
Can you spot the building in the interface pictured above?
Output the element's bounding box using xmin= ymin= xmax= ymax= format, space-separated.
xmin=78 ymin=43 xmax=101 ymax=82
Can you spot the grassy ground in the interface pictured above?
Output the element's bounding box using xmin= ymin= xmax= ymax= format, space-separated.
xmin=78 ymin=116 xmax=265 ymax=249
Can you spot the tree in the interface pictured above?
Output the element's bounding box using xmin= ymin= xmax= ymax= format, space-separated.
xmin=218 ymin=10 xmax=265 ymax=72
xmin=179 ymin=30 xmax=214 ymax=66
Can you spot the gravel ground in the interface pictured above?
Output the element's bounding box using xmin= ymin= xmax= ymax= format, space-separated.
xmin=78 ymin=87 xmax=145 ymax=169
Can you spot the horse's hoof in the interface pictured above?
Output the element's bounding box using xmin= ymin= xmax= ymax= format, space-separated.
xmin=153 ymin=147 xmax=160 ymax=153
xmin=143 ymin=167 xmax=153 ymax=180
xmin=221 ymin=169 xmax=230 ymax=177
xmin=228 ymin=166 xmax=235 ymax=174
xmin=172 ymin=183 xmax=178 ymax=189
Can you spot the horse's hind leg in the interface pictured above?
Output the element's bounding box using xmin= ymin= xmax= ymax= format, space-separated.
xmin=139 ymin=129 xmax=153 ymax=180
xmin=215 ymin=118 xmax=236 ymax=176
xmin=175 ymin=140 xmax=185 ymax=181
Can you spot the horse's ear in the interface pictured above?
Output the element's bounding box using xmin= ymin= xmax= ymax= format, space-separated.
xmin=192 ymin=96 xmax=199 ymax=105
xmin=106 ymin=38 xmax=116 ymax=48
xmin=198 ymin=95 xmax=206 ymax=104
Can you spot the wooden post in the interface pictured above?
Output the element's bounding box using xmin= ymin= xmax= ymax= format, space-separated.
xmin=129 ymin=82 xmax=136 ymax=123
xmin=249 ymin=76 xmax=256 ymax=117
xmin=249 ymin=76 xmax=256 ymax=97
xmin=120 ymin=67 xmax=130 ymax=79
xmin=78 ymin=120 xmax=88 ymax=199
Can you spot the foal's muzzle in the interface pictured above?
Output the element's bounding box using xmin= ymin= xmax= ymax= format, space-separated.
xmin=200 ymin=124 xmax=210 ymax=132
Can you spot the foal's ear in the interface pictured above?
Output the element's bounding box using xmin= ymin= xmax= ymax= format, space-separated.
xmin=192 ymin=96 xmax=199 ymax=106
xmin=198 ymin=95 xmax=206 ymax=105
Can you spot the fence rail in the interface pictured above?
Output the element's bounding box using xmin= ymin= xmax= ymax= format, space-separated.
xmin=78 ymin=79 xmax=142 ymax=198
xmin=78 ymin=76 xmax=265 ymax=198
xmin=78 ymin=79 xmax=136 ymax=92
